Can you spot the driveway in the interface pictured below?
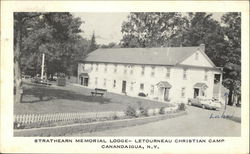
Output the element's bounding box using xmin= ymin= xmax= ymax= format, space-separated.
xmin=74 ymin=105 xmax=241 ymax=137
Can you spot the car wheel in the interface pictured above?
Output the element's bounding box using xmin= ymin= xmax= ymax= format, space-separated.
xmin=202 ymin=104 xmax=206 ymax=109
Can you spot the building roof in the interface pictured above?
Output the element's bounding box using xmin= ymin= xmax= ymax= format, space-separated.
xmin=157 ymin=81 xmax=172 ymax=88
xmin=84 ymin=47 xmax=201 ymax=66
xmin=193 ymin=82 xmax=208 ymax=89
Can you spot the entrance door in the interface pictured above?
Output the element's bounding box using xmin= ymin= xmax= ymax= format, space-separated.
xmin=80 ymin=77 xmax=83 ymax=85
xmin=84 ymin=78 xmax=88 ymax=86
xmin=164 ymin=88 xmax=170 ymax=101
xmin=194 ymin=88 xmax=199 ymax=98
xmin=122 ymin=80 xmax=126 ymax=93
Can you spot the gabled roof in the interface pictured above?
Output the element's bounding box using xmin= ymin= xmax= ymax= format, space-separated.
xmin=157 ymin=81 xmax=172 ymax=88
xmin=84 ymin=47 xmax=200 ymax=66
xmin=194 ymin=83 xmax=208 ymax=89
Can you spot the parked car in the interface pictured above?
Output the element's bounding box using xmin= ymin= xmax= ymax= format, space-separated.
xmin=188 ymin=97 xmax=222 ymax=110
xmin=31 ymin=77 xmax=51 ymax=86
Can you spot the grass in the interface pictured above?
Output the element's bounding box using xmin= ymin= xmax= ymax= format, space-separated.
xmin=14 ymin=81 xmax=173 ymax=114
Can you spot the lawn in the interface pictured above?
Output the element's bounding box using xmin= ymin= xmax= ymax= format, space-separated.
xmin=14 ymin=82 xmax=173 ymax=114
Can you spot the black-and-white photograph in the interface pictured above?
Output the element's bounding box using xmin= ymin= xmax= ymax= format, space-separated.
xmin=13 ymin=12 xmax=242 ymax=137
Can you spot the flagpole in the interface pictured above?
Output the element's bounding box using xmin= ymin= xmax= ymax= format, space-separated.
xmin=41 ymin=53 xmax=45 ymax=79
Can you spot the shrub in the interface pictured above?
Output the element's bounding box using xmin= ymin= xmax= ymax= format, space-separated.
xmin=125 ymin=106 xmax=137 ymax=117
xmin=178 ymin=103 xmax=186 ymax=111
xmin=146 ymin=109 xmax=154 ymax=116
xmin=159 ymin=107 xmax=166 ymax=114
xmin=139 ymin=106 xmax=147 ymax=116
xmin=153 ymin=108 xmax=160 ymax=115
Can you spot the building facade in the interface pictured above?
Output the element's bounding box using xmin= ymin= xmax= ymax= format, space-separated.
xmin=78 ymin=44 xmax=222 ymax=103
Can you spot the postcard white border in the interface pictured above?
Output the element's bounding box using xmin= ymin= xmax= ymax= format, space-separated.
xmin=1 ymin=1 xmax=249 ymax=153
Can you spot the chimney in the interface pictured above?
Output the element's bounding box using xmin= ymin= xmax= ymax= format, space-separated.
xmin=200 ymin=44 xmax=205 ymax=52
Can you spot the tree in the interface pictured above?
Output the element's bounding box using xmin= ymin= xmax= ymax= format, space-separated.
xmin=178 ymin=13 xmax=227 ymax=66
xmin=88 ymin=32 xmax=98 ymax=53
xmin=120 ymin=12 xmax=187 ymax=47
xmin=221 ymin=13 xmax=241 ymax=105
xmin=14 ymin=13 xmax=45 ymax=104
xmin=20 ymin=13 xmax=84 ymax=77
xmin=14 ymin=12 xmax=84 ymax=103
xmin=100 ymin=42 xmax=118 ymax=48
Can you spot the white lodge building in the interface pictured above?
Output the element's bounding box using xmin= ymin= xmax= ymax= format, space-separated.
xmin=78 ymin=44 xmax=223 ymax=103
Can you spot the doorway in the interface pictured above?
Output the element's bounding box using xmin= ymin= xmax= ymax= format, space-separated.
xmin=80 ymin=77 xmax=83 ymax=85
xmin=164 ymin=88 xmax=170 ymax=101
xmin=194 ymin=88 xmax=199 ymax=98
xmin=122 ymin=80 xmax=126 ymax=93
xmin=84 ymin=78 xmax=88 ymax=86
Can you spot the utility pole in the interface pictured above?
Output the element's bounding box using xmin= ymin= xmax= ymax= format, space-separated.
xmin=41 ymin=53 xmax=45 ymax=79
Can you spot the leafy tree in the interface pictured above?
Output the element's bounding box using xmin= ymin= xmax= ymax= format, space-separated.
xmin=120 ymin=12 xmax=187 ymax=47
xmin=14 ymin=12 xmax=84 ymax=103
xmin=100 ymin=42 xmax=118 ymax=48
xmin=88 ymin=32 xmax=98 ymax=53
xmin=20 ymin=13 xmax=84 ymax=77
xmin=221 ymin=12 xmax=241 ymax=105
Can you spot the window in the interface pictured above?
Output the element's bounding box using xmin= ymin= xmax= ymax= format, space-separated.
xmin=103 ymin=78 xmax=106 ymax=87
xmin=130 ymin=65 xmax=134 ymax=74
xmin=204 ymin=70 xmax=208 ymax=81
xmin=96 ymin=64 xmax=99 ymax=71
xmin=140 ymin=83 xmax=144 ymax=91
xmin=114 ymin=64 xmax=117 ymax=73
xmin=166 ymin=67 xmax=171 ymax=78
xmin=195 ymin=52 xmax=199 ymax=60
xmin=91 ymin=63 xmax=93 ymax=70
xmin=95 ymin=77 xmax=98 ymax=85
xmin=82 ymin=64 xmax=85 ymax=71
xmin=181 ymin=87 xmax=186 ymax=97
xmin=124 ymin=65 xmax=127 ymax=74
xmin=151 ymin=66 xmax=155 ymax=77
xmin=141 ymin=66 xmax=145 ymax=76
xmin=150 ymin=85 xmax=154 ymax=94
xmin=183 ymin=69 xmax=187 ymax=80
xmin=130 ymin=82 xmax=133 ymax=91
xmin=104 ymin=64 xmax=107 ymax=73
xmin=113 ymin=80 xmax=116 ymax=88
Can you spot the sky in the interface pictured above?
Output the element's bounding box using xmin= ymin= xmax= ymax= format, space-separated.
xmin=72 ymin=12 xmax=224 ymax=45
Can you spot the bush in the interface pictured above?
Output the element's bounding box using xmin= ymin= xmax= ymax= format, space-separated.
xmin=125 ymin=106 xmax=137 ymax=117
xmin=178 ymin=103 xmax=186 ymax=111
xmin=159 ymin=107 xmax=166 ymax=114
xmin=139 ymin=106 xmax=147 ymax=116
xmin=146 ymin=109 xmax=154 ymax=116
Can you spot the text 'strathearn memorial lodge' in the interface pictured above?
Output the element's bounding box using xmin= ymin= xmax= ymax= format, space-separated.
xmin=78 ymin=44 xmax=222 ymax=103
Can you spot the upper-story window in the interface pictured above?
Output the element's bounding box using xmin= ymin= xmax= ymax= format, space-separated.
xmin=166 ymin=67 xmax=171 ymax=78
xmin=181 ymin=87 xmax=186 ymax=97
xmin=96 ymin=64 xmax=99 ymax=71
xmin=124 ymin=65 xmax=127 ymax=74
xmin=204 ymin=70 xmax=208 ymax=81
xmin=104 ymin=64 xmax=107 ymax=73
xmin=183 ymin=68 xmax=187 ymax=80
xmin=114 ymin=64 xmax=117 ymax=73
xmin=195 ymin=52 xmax=199 ymax=60
xmin=140 ymin=83 xmax=144 ymax=91
xmin=130 ymin=65 xmax=134 ymax=74
xmin=82 ymin=64 xmax=85 ymax=71
xmin=91 ymin=63 xmax=93 ymax=71
xmin=141 ymin=66 xmax=145 ymax=76
xmin=151 ymin=66 xmax=155 ymax=77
